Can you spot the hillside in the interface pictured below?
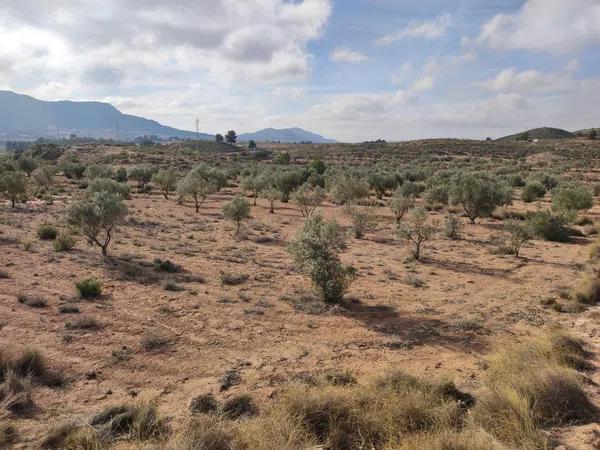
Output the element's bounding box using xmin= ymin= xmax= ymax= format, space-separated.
xmin=0 ymin=90 xmax=213 ymax=141
xmin=238 ymin=127 xmax=336 ymax=143
xmin=497 ymin=127 xmax=575 ymax=141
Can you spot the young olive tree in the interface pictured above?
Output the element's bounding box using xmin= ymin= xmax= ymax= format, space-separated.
xmin=260 ymin=187 xmax=281 ymax=213
xmin=152 ymin=169 xmax=179 ymax=199
xmin=449 ymin=172 xmax=512 ymax=224
xmin=17 ymin=157 xmax=37 ymax=177
xmin=128 ymin=165 xmax=157 ymax=191
xmin=222 ymin=195 xmax=251 ymax=235
xmin=86 ymin=164 xmax=114 ymax=180
xmin=551 ymin=184 xmax=593 ymax=214
xmin=291 ymin=184 xmax=326 ymax=217
xmin=388 ymin=187 xmax=415 ymax=223
xmin=367 ymin=172 xmax=396 ymax=199
xmin=66 ymin=191 xmax=127 ymax=256
xmin=274 ymin=170 xmax=303 ymax=203
xmin=496 ymin=220 xmax=533 ymax=258
xmin=344 ymin=204 xmax=377 ymax=239
xmin=0 ymin=171 xmax=27 ymax=208
xmin=397 ymin=207 xmax=438 ymax=261
xmin=86 ymin=178 xmax=130 ymax=199
xmin=328 ymin=172 xmax=369 ymax=205
xmin=32 ymin=166 xmax=54 ymax=191
xmin=178 ymin=165 xmax=225 ymax=212
xmin=287 ymin=214 xmax=356 ymax=303
xmin=241 ymin=173 xmax=269 ymax=205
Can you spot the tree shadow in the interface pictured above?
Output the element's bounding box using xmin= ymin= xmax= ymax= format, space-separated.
xmin=336 ymin=298 xmax=488 ymax=352
xmin=423 ymin=256 xmax=516 ymax=280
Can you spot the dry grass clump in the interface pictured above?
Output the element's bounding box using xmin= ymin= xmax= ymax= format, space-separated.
xmin=572 ymin=273 xmax=600 ymax=305
xmin=472 ymin=328 xmax=596 ymax=449
xmin=0 ymin=398 xmax=17 ymax=447
xmin=41 ymin=423 xmax=103 ymax=450
xmin=167 ymin=414 xmax=235 ymax=450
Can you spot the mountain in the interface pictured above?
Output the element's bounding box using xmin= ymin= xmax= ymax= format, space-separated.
xmin=0 ymin=90 xmax=212 ymax=141
xmin=238 ymin=127 xmax=336 ymax=144
xmin=573 ymin=127 xmax=599 ymax=137
xmin=497 ymin=127 xmax=575 ymax=141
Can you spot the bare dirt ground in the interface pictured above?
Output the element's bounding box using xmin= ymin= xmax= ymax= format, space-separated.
xmin=1 ymin=140 xmax=600 ymax=448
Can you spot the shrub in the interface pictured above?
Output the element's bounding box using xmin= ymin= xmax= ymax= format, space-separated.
xmin=141 ymin=333 xmax=169 ymax=351
xmin=86 ymin=178 xmax=130 ymax=199
xmin=388 ymin=187 xmax=415 ymax=223
xmin=401 ymin=181 xmax=426 ymax=197
xmin=37 ymin=224 xmax=58 ymax=240
xmin=75 ymin=278 xmax=102 ymax=299
xmin=287 ymin=214 xmax=356 ymax=303
xmin=536 ymin=173 xmax=559 ymax=189
xmin=178 ymin=165 xmax=224 ymax=212
xmin=424 ymin=185 xmax=449 ymax=207
xmin=66 ymin=192 xmax=128 ymax=256
xmin=115 ymin=167 xmax=128 ymax=182
xmin=90 ymin=402 xmax=166 ymax=441
xmin=221 ymin=394 xmax=259 ymax=420
xmin=291 ymin=184 xmax=326 ymax=217
xmin=17 ymin=294 xmax=47 ymax=308
xmin=273 ymin=170 xmax=304 ymax=203
xmin=495 ymin=220 xmax=533 ymax=257
xmin=344 ymin=204 xmax=376 ymax=239
xmin=552 ymin=184 xmax=593 ymax=213
xmin=397 ymin=208 xmax=438 ymax=261
xmin=508 ymin=174 xmax=526 ymax=187
xmin=573 ymin=274 xmax=600 ymax=305
xmin=190 ymin=394 xmax=219 ymax=414
xmin=152 ymin=169 xmax=179 ymax=199
xmin=128 ymin=165 xmax=157 ymax=190
xmin=65 ymin=316 xmax=99 ymax=330
xmin=526 ymin=210 xmax=572 ymax=242
xmin=449 ymin=172 xmax=512 ymax=223
xmin=367 ymin=172 xmax=396 ymax=199
xmin=0 ymin=171 xmax=27 ymax=208
xmin=53 ymin=233 xmax=76 ymax=252
xmin=328 ymin=172 xmax=369 ymax=205
xmin=85 ymin=164 xmax=113 ymax=180
xmin=61 ymin=161 xmax=86 ymax=179
xmin=32 ymin=166 xmax=54 ymax=190
xmin=521 ymin=181 xmax=546 ymax=202
xmin=222 ymin=195 xmax=251 ymax=235
xmin=153 ymin=258 xmax=179 ymax=273
xmin=17 ymin=157 xmax=37 ymax=176
xmin=443 ymin=214 xmax=463 ymax=239
xmin=168 ymin=415 xmax=234 ymax=450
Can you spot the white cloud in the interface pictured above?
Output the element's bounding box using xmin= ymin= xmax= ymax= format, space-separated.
xmin=412 ymin=76 xmax=435 ymax=92
xmin=476 ymin=66 xmax=577 ymax=93
xmin=390 ymin=63 xmax=413 ymax=84
xmin=467 ymin=0 xmax=600 ymax=53
xmin=377 ymin=14 xmax=451 ymax=45
xmin=330 ymin=48 xmax=368 ymax=63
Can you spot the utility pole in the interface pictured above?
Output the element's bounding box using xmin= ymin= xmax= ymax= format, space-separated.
xmin=195 ymin=117 xmax=200 ymax=150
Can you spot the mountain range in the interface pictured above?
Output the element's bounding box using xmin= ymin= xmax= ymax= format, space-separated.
xmin=0 ymin=91 xmax=335 ymax=143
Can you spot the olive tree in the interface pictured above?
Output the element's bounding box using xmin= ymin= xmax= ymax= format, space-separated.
xmin=552 ymin=184 xmax=593 ymax=213
xmin=287 ymin=214 xmax=356 ymax=303
xmin=241 ymin=173 xmax=269 ymax=205
xmin=522 ymin=181 xmax=546 ymax=203
xmin=178 ymin=165 xmax=225 ymax=212
xmin=367 ymin=172 xmax=396 ymax=199
xmin=328 ymin=172 xmax=369 ymax=205
xmin=87 ymin=178 xmax=130 ymax=199
xmin=449 ymin=172 xmax=512 ymax=224
xmin=128 ymin=165 xmax=157 ymax=191
xmin=222 ymin=195 xmax=250 ymax=235
xmin=291 ymin=184 xmax=326 ymax=217
xmin=17 ymin=157 xmax=37 ymax=177
xmin=32 ymin=166 xmax=54 ymax=191
xmin=344 ymin=204 xmax=376 ymax=239
xmin=66 ymin=192 xmax=127 ymax=256
xmin=86 ymin=164 xmax=114 ymax=180
xmin=0 ymin=171 xmax=27 ymax=208
xmin=260 ymin=187 xmax=281 ymax=213
xmin=397 ymin=207 xmax=438 ymax=261
xmin=496 ymin=220 xmax=533 ymax=258
xmin=274 ymin=170 xmax=303 ymax=203
xmin=388 ymin=187 xmax=415 ymax=223
xmin=152 ymin=169 xmax=179 ymax=199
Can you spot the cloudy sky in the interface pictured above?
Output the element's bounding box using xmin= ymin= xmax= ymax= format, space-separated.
xmin=1 ymin=0 xmax=599 ymax=141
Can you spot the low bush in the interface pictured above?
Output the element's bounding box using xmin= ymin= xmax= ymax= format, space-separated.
xmin=75 ymin=278 xmax=102 ymax=299
xmin=53 ymin=233 xmax=76 ymax=252
xmin=221 ymin=394 xmax=259 ymax=420
xmin=526 ymin=210 xmax=572 ymax=242
xmin=521 ymin=181 xmax=546 ymax=202
xmin=37 ymin=224 xmax=58 ymax=240
xmin=190 ymin=394 xmax=219 ymax=414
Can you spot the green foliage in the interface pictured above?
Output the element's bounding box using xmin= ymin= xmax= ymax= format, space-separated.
xmin=87 ymin=178 xmax=130 ymax=199
xmin=397 ymin=207 xmax=438 ymax=260
xmin=344 ymin=204 xmax=376 ymax=239
xmin=260 ymin=186 xmax=281 ymax=213
xmin=400 ymin=181 xmax=426 ymax=197
xmin=273 ymin=170 xmax=303 ymax=202
xmin=495 ymin=220 xmax=533 ymax=257
xmin=522 ymin=181 xmax=546 ymax=203
xmin=287 ymin=214 xmax=356 ymax=303
xmin=449 ymin=172 xmax=512 ymax=223
xmin=222 ymin=195 xmax=251 ymax=235
xmin=37 ymin=224 xmax=58 ymax=240
xmin=75 ymin=278 xmax=103 ymax=299
xmin=248 ymin=140 xmax=257 ymax=150
xmin=507 ymin=174 xmax=526 ymax=188
xmin=17 ymin=157 xmax=37 ymax=176
xmin=61 ymin=161 xmax=86 ymax=179
xmin=85 ymin=164 xmax=113 ymax=180
xmin=225 ymin=130 xmax=237 ymax=144
xmin=53 ymin=233 xmax=76 ymax=252
xmin=178 ymin=165 xmax=225 ymax=212
xmin=0 ymin=171 xmax=27 ymax=207
xmin=388 ymin=187 xmax=415 ymax=223
xmin=66 ymin=192 xmax=128 ymax=255
xmin=425 ymin=185 xmax=449 ymax=207
xmin=328 ymin=172 xmax=369 ymax=205
xmin=32 ymin=166 xmax=54 ymax=190
xmin=443 ymin=214 xmax=463 ymax=239
xmin=215 ymin=133 xmax=224 ymax=143
xmin=536 ymin=173 xmax=559 ymax=190
xmin=115 ymin=167 xmax=128 ymax=182
xmin=128 ymin=165 xmax=158 ymax=190
xmin=274 ymin=152 xmax=292 ymax=165
xmin=152 ymin=169 xmax=179 ymax=199
xmin=552 ymin=184 xmax=593 ymax=213
xmin=367 ymin=172 xmax=396 ymax=199
xmin=291 ymin=184 xmax=326 ymax=217
xmin=309 ymin=159 xmax=327 ymax=175
xmin=241 ymin=173 xmax=269 ymax=205
xmin=526 ymin=210 xmax=573 ymax=242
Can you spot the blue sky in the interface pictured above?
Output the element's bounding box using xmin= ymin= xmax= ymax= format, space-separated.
xmin=1 ymin=0 xmax=599 ymax=141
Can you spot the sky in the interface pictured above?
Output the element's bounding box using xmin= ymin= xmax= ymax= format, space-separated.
xmin=1 ymin=0 xmax=599 ymax=142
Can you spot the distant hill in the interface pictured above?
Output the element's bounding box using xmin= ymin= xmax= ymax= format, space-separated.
xmin=238 ymin=127 xmax=336 ymax=144
xmin=0 ymin=90 xmax=212 ymax=141
xmin=574 ymin=127 xmax=599 ymax=137
xmin=497 ymin=127 xmax=575 ymax=141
